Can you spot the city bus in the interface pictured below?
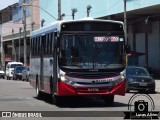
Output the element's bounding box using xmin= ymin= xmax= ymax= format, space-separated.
xmin=30 ymin=18 xmax=126 ymax=105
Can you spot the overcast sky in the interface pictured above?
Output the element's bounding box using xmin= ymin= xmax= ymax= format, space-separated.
xmin=0 ymin=0 xmax=18 ymax=10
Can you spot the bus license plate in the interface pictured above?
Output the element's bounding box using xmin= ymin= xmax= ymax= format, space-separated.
xmin=88 ymin=88 xmax=99 ymax=91
xmin=139 ymin=83 xmax=147 ymax=86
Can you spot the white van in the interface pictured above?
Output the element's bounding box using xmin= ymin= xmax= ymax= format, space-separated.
xmin=6 ymin=62 xmax=23 ymax=80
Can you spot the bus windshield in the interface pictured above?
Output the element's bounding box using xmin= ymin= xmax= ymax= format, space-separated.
xmin=59 ymin=34 xmax=124 ymax=69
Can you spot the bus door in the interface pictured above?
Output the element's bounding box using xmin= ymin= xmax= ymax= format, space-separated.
xmin=53 ymin=33 xmax=58 ymax=94
xmin=40 ymin=35 xmax=45 ymax=90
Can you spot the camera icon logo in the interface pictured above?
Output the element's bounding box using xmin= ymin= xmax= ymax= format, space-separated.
xmin=124 ymin=94 xmax=159 ymax=119
xmin=134 ymin=100 xmax=148 ymax=113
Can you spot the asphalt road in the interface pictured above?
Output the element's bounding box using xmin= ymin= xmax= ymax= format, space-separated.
xmin=0 ymin=79 xmax=159 ymax=120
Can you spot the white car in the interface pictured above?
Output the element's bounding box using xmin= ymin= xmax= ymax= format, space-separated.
xmin=0 ymin=67 xmax=5 ymax=79
xmin=5 ymin=62 xmax=23 ymax=80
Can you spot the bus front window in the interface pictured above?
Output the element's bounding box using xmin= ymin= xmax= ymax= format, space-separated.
xmin=60 ymin=34 xmax=124 ymax=69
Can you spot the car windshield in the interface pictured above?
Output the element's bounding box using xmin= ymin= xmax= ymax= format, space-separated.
xmin=11 ymin=64 xmax=23 ymax=68
xmin=127 ymin=67 xmax=149 ymax=76
xmin=59 ymin=34 xmax=124 ymax=69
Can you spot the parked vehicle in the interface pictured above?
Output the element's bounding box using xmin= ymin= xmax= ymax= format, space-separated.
xmin=126 ymin=66 xmax=155 ymax=93
xmin=12 ymin=66 xmax=25 ymax=80
xmin=0 ymin=67 xmax=5 ymax=79
xmin=5 ymin=62 xmax=23 ymax=80
xmin=22 ymin=67 xmax=29 ymax=81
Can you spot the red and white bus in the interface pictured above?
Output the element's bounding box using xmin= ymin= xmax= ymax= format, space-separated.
xmin=30 ymin=18 xmax=126 ymax=105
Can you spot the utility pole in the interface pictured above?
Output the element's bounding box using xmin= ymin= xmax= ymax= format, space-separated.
xmin=12 ymin=29 xmax=16 ymax=61
xmin=23 ymin=0 xmax=27 ymax=66
xmin=124 ymin=0 xmax=127 ymax=45
xmin=58 ymin=0 xmax=61 ymax=20
xmin=19 ymin=27 xmax=22 ymax=62
xmin=0 ymin=16 xmax=4 ymax=69
xmin=124 ymin=0 xmax=129 ymax=66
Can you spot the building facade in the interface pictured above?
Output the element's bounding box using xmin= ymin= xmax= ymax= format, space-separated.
xmin=0 ymin=0 xmax=40 ymax=68
xmin=40 ymin=0 xmax=160 ymax=75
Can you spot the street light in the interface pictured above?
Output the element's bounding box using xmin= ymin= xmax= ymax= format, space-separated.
xmin=22 ymin=3 xmax=57 ymax=20
xmin=87 ymin=5 xmax=92 ymax=17
xmin=71 ymin=8 xmax=78 ymax=20
xmin=41 ymin=19 xmax=45 ymax=27
xmin=31 ymin=22 xmax=35 ymax=31
xmin=61 ymin=13 xmax=65 ymax=20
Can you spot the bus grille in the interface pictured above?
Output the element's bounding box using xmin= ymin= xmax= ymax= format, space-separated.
xmin=66 ymin=72 xmax=119 ymax=79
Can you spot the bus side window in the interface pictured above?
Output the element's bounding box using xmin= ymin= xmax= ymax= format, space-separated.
xmin=44 ymin=34 xmax=48 ymax=56
xmin=42 ymin=35 xmax=46 ymax=56
xmin=51 ymin=33 xmax=54 ymax=54
xmin=33 ymin=38 xmax=35 ymax=57
xmin=31 ymin=38 xmax=33 ymax=57
xmin=49 ymin=33 xmax=51 ymax=56
xmin=37 ymin=37 xmax=40 ymax=56
xmin=46 ymin=34 xmax=50 ymax=56
xmin=35 ymin=37 xmax=38 ymax=57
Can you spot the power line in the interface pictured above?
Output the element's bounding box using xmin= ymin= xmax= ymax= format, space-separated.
xmin=7 ymin=21 xmax=40 ymax=25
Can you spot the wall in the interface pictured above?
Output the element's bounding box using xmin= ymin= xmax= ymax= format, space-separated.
xmin=12 ymin=0 xmax=30 ymax=22
xmin=128 ymin=20 xmax=160 ymax=71
xmin=148 ymin=21 xmax=160 ymax=70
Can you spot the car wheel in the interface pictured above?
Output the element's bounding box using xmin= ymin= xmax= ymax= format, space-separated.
xmin=149 ymin=88 xmax=155 ymax=93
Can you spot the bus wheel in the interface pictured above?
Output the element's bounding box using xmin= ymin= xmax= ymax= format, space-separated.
xmin=103 ymin=95 xmax=114 ymax=106
xmin=52 ymin=95 xmax=61 ymax=106
xmin=36 ymin=82 xmax=43 ymax=99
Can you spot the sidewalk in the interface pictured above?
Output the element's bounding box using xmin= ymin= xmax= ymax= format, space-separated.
xmin=155 ymin=80 xmax=160 ymax=93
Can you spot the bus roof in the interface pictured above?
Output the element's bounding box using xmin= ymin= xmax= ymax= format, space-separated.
xmin=32 ymin=17 xmax=123 ymax=37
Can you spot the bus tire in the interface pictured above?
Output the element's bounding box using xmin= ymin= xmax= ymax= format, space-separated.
xmin=36 ymin=81 xmax=43 ymax=99
xmin=103 ymin=95 xmax=114 ymax=106
xmin=52 ymin=95 xmax=61 ymax=106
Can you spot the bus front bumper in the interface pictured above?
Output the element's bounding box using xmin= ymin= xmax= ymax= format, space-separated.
xmin=57 ymin=80 xmax=126 ymax=96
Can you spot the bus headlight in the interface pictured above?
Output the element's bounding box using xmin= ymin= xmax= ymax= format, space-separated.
xmin=60 ymin=75 xmax=75 ymax=85
xmin=120 ymin=75 xmax=125 ymax=81
xmin=112 ymin=75 xmax=125 ymax=85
